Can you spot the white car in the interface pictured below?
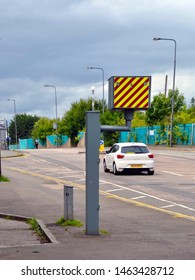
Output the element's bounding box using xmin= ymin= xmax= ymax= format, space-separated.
xmin=103 ymin=142 xmax=154 ymax=175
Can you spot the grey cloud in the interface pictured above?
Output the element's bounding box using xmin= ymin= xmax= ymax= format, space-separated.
xmin=1 ymin=0 xmax=195 ymax=121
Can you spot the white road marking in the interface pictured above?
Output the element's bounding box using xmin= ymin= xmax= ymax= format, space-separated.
xmin=131 ymin=195 xmax=146 ymax=200
xmin=162 ymin=171 xmax=184 ymax=177
xmin=160 ymin=204 xmax=175 ymax=209
xmin=100 ymin=179 xmax=195 ymax=212
xmin=74 ymin=178 xmax=85 ymax=182
xmin=19 ymin=159 xmax=195 ymax=215
xmin=56 ymin=174 xmax=83 ymax=178
xmin=106 ymin=188 xmax=123 ymax=193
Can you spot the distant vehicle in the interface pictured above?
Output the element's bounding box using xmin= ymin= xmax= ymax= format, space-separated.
xmin=103 ymin=142 xmax=154 ymax=175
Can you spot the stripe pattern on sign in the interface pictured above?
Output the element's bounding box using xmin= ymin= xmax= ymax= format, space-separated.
xmin=114 ymin=76 xmax=150 ymax=109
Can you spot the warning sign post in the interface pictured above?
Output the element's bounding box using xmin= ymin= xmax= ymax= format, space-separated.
xmin=108 ymin=76 xmax=151 ymax=110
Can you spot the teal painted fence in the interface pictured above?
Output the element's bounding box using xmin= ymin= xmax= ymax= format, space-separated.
xmin=9 ymin=135 xmax=69 ymax=150
xmin=47 ymin=135 xmax=69 ymax=146
xmin=19 ymin=138 xmax=36 ymax=149
xmin=8 ymin=124 xmax=195 ymax=150
xmin=119 ymin=123 xmax=195 ymax=145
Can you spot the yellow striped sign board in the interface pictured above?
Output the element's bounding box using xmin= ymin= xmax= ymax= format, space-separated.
xmin=108 ymin=76 xmax=151 ymax=110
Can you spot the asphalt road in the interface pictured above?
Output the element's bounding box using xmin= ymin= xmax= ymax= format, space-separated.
xmin=3 ymin=146 xmax=195 ymax=220
xmin=1 ymin=146 xmax=195 ymax=260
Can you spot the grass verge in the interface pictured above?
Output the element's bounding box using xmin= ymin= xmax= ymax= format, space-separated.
xmin=27 ymin=217 xmax=49 ymax=243
xmin=56 ymin=217 xmax=83 ymax=227
xmin=0 ymin=175 xmax=9 ymax=182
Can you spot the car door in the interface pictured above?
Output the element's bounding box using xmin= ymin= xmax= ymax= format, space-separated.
xmin=106 ymin=144 xmax=119 ymax=169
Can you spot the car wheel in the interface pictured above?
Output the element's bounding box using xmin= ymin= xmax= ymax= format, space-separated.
xmin=103 ymin=160 xmax=109 ymax=173
xmin=147 ymin=170 xmax=154 ymax=175
xmin=113 ymin=162 xmax=118 ymax=175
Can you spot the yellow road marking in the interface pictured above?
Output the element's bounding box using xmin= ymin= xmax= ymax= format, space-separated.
xmin=7 ymin=167 xmax=195 ymax=222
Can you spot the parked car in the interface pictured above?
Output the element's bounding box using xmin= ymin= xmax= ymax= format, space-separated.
xmin=103 ymin=142 xmax=154 ymax=175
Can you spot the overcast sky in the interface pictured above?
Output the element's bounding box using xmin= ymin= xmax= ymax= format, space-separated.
xmin=1 ymin=0 xmax=195 ymax=123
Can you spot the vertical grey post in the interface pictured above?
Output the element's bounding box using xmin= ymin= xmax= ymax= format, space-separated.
xmin=0 ymin=149 xmax=1 ymax=177
xmin=124 ymin=109 xmax=134 ymax=130
xmin=86 ymin=111 xmax=100 ymax=235
xmin=64 ymin=185 xmax=74 ymax=220
xmin=164 ymin=75 xmax=168 ymax=97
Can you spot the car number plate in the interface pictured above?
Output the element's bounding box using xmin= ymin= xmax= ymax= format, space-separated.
xmin=130 ymin=164 xmax=143 ymax=168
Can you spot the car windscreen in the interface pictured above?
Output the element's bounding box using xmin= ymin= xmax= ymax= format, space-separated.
xmin=121 ymin=146 xmax=149 ymax=154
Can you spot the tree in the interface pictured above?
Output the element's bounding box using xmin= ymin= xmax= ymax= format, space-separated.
xmin=175 ymin=98 xmax=195 ymax=124
xmin=169 ymin=88 xmax=186 ymax=114
xmin=58 ymin=98 xmax=126 ymax=146
xmin=31 ymin=117 xmax=54 ymax=141
xmin=174 ymin=108 xmax=195 ymax=124
xmin=145 ymin=93 xmax=170 ymax=125
xmin=59 ymin=98 xmax=103 ymax=146
xmin=132 ymin=111 xmax=147 ymax=128
xmin=146 ymin=89 xmax=185 ymax=126
xmin=190 ymin=97 xmax=195 ymax=108
xmin=8 ymin=113 xmax=40 ymax=144
xmin=100 ymin=109 xmax=124 ymax=146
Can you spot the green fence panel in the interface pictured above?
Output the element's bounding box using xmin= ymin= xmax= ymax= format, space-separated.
xmin=120 ymin=124 xmax=194 ymax=146
xmin=19 ymin=138 xmax=35 ymax=149
xmin=192 ymin=124 xmax=195 ymax=145
xmin=47 ymin=135 xmax=69 ymax=147
xmin=173 ymin=124 xmax=192 ymax=145
xmin=61 ymin=135 xmax=69 ymax=145
xmin=47 ymin=135 xmax=56 ymax=146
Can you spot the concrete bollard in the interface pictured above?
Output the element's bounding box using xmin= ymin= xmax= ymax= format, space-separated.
xmin=64 ymin=185 xmax=73 ymax=220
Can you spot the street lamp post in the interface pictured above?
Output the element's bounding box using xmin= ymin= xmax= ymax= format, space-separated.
xmin=153 ymin=37 xmax=177 ymax=147
xmin=44 ymin=84 xmax=58 ymax=147
xmin=87 ymin=66 xmax=105 ymax=114
xmin=6 ymin=99 xmax=18 ymax=147
xmin=91 ymin=86 xmax=95 ymax=111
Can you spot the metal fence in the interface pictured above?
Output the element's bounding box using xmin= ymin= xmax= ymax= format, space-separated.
xmin=119 ymin=123 xmax=195 ymax=146
xmin=9 ymin=135 xmax=69 ymax=150
xmin=7 ymin=123 xmax=195 ymax=149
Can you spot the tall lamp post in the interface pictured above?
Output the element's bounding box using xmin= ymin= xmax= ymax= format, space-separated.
xmin=6 ymin=99 xmax=18 ymax=147
xmin=91 ymin=86 xmax=95 ymax=111
xmin=87 ymin=66 xmax=105 ymax=114
xmin=153 ymin=37 xmax=177 ymax=147
xmin=44 ymin=84 xmax=58 ymax=147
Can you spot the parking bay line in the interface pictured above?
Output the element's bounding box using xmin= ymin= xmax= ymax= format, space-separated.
xmin=7 ymin=167 xmax=195 ymax=222
xmin=162 ymin=171 xmax=184 ymax=177
xmin=106 ymin=188 xmax=124 ymax=193
xmin=131 ymin=195 xmax=146 ymax=200
xmin=100 ymin=179 xmax=195 ymax=213
xmin=160 ymin=204 xmax=175 ymax=209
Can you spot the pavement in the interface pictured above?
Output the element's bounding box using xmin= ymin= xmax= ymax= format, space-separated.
xmin=0 ymin=148 xmax=195 ymax=260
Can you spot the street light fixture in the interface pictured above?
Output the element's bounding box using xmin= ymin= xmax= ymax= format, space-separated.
xmin=6 ymin=99 xmax=18 ymax=147
xmin=87 ymin=66 xmax=105 ymax=114
xmin=91 ymin=86 xmax=95 ymax=111
xmin=153 ymin=37 xmax=177 ymax=147
xmin=43 ymin=84 xmax=58 ymax=147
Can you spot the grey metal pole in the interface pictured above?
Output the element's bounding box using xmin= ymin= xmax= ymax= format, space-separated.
xmin=44 ymin=84 xmax=58 ymax=147
xmin=54 ymin=86 xmax=58 ymax=122
xmin=153 ymin=37 xmax=177 ymax=147
xmin=0 ymin=149 xmax=2 ymax=177
xmin=13 ymin=99 xmax=18 ymax=147
xmin=54 ymin=86 xmax=58 ymax=147
xmin=91 ymin=86 xmax=95 ymax=111
xmin=171 ymin=40 xmax=177 ymax=147
xmin=6 ymin=99 xmax=18 ymax=147
xmin=87 ymin=67 xmax=105 ymax=114
xmin=101 ymin=68 xmax=105 ymax=114
xmin=86 ymin=111 xmax=100 ymax=235
xmin=165 ymin=75 xmax=168 ymax=97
